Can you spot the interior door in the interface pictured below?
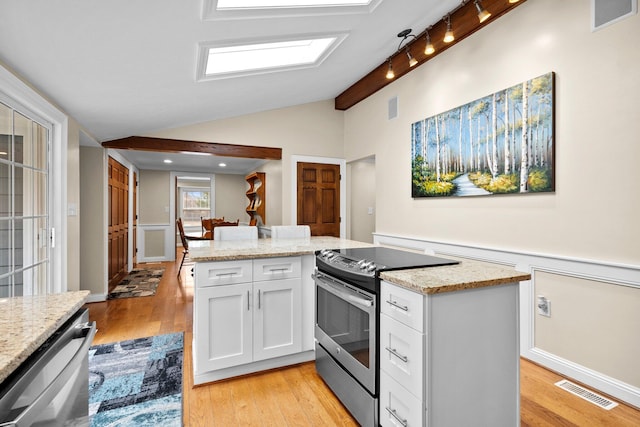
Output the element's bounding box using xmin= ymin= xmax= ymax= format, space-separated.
xmin=132 ymin=171 xmax=137 ymax=265
xmin=296 ymin=162 xmax=340 ymax=236
xmin=108 ymin=157 xmax=129 ymax=290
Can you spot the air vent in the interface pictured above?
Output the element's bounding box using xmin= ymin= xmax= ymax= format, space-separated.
xmin=555 ymin=380 xmax=619 ymax=410
xmin=592 ymin=0 xmax=637 ymax=31
xmin=388 ymin=96 xmax=398 ymax=120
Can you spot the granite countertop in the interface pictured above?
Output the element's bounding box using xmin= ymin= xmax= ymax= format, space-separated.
xmin=380 ymin=258 xmax=531 ymax=295
xmin=188 ymin=236 xmax=374 ymax=262
xmin=0 ymin=290 xmax=90 ymax=385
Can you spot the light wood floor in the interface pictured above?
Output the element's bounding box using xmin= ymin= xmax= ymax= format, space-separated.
xmin=87 ymin=260 xmax=640 ymax=426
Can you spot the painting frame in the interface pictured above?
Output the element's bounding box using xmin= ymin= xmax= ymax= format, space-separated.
xmin=411 ymin=72 xmax=555 ymax=198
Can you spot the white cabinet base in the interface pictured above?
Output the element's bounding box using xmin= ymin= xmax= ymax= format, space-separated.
xmin=193 ymin=349 xmax=315 ymax=385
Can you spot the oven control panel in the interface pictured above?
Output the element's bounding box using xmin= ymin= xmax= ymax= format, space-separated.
xmin=318 ymin=249 xmax=382 ymax=277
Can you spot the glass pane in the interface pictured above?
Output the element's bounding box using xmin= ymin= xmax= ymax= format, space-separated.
xmin=316 ymin=287 xmax=371 ymax=368
xmin=14 ymin=112 xmax=32 ymax=167
xmin=35 ymin=217 xmax=47 ymax=263
xmin=21 ymin=218 xmax=34 ymax=267
xmin=33 ymin=170 xmax=46 ymax=216
xmin=33 ymin=122 xmax=48 ymax=171
xmin=0 ymin=103 xmax=11 ymax=162
xmin=20 ymin=167 xmax=34 ymax=217
xmin=0 ymin=219 xmax=11 ymax=276
xmin=0 ymin=275 xmax=11 ymax=298
xmin=14 ymin=269 xmax=24 ymax=297
xmin=33 ymin=263 xmax=47 ymax=295
xmin=14 ymin=218 xmax=23 ymax=271
xmin=14 ymin=166 xmax=23 ymax=216
xmin=0 ymin=162 xmax=10 ymax=217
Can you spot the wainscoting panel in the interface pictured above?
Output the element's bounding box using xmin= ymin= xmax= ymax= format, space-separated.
xmin=373 ymin=232 xmax=640 ymax=408
xmin=138 ymin=224 xmax=174 ymax=263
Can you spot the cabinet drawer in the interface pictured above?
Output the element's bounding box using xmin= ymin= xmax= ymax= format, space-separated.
xmin=195 ymin=260 xmax=253 ymax=287
xmin=380 ymin=371 xmax=424 ymax=427
xmin=380 ymin=313 xmax=424 ymax=400
xmin=381 ymin=280 xmax=424 ymax=332
xmin=253 ymin=256 xmax=301 ymax=281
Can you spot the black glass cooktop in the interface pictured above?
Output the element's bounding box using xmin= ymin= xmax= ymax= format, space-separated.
xmin=332 ymin=246 xmax=459 ymax=271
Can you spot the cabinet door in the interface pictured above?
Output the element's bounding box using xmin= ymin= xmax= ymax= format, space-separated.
xmin=380 ymin=313 xmax=425 ymax=400
xmin=194 ymin=284 xmax=252 ymax=373
xmin=253 ymin=278 xmax=302 ymax=361
xmin=380 ymin=371 xmax=424 ymax=427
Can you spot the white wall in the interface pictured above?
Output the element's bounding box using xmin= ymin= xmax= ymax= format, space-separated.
xmin=344 ymin=0 xmax=639 ymax=266
xmin=346 ymin=0 xmax=640 ymax=404
xmin=214 ymin=173 xmax=247 ymax=222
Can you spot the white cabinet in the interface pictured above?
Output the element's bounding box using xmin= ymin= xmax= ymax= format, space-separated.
xmin=195 ymin=283 xmax=252 ymax=372
xmin=380 ymin=280 xmax=520 ymax=427
xmin=194 ymin=256 xmax=307 ymax=384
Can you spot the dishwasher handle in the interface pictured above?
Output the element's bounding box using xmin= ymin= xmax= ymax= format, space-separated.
xmin=2 ymin=321 xmax=97 ymax=427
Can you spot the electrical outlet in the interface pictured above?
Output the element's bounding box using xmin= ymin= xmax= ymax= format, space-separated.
xmin=537 ymin=295 xmax=551 ymax=317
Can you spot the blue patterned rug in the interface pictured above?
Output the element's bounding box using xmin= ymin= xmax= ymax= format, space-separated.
xmin=88 ymin=333 xmax=183 ymax=426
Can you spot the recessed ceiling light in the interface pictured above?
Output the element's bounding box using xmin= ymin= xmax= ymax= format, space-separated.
xmin=199 ymin=34 xmax=346 ymax=80
xmin=164 ymin=159 xmax=173 ymax=164
xmin=216 ymin=0 xmax=371 ymax=8
xmin=218 ymin=162 xmax=227 ymax=167
xmin=0 ymin=151 xmax=7 ymax=156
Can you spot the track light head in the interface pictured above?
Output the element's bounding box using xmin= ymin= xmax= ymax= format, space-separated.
xmin=424 ymin=30 xmax=435 ymax=55
xmin=405 ymin=48 xmax=418 ymax=67
xmin=385 ymin=59 xmax=394 ymax=79
xmin=474 ymin=0 xmax=491 ymax=23
xmin=443 ymin=15 xmax=454 ymax=43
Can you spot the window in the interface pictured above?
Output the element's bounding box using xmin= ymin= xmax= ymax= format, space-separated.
xmin=180 ymin=188 xmax=211 ymax=228
xmin=0 ymin=101 xmax=51 ymax=297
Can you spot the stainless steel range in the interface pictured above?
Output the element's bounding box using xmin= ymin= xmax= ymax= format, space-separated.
xmin=313 ymin=246 xmax=458 ymax=426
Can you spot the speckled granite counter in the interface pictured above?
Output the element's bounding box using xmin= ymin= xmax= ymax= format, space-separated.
xmin=380 ymin=258 xmax=531 ymax=294
xmin=188 ymin=236 xmax=373 ymax=262
xmin=0 ymin=290 xmax=90 ymax=384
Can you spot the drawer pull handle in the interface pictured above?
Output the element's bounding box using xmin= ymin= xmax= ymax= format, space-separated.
xmin=385 ymin=346 xmax=408 ymax=363
xmin=385 ymin=407 xmax=408 ymax=427
xmin=268 ymin=268 xmax=288 ymax=272
xmin=216 ymin=272 xmax=237 ymax=277
xmin=386 ymin=299 xmax=408 ymax=312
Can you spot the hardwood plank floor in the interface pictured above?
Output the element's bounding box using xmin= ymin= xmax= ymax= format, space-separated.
xmin=86 ymin=259 xmax=640 ymax=426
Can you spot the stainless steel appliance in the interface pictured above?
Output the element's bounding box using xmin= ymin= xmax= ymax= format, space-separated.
xmin=313 ymin=247 xmax=458 ymax=426
xmin=0 ymin=308 xmax=96 ymax=427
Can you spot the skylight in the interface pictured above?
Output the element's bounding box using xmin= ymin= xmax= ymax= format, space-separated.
xmin=198 ymin=34 xmax=346 ymax=80
xmin=216 ymin=0 xmax=371 ymax=9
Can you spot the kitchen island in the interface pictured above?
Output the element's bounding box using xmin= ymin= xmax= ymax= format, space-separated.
xmin=189 ymin=236 xmax=373 ymax=385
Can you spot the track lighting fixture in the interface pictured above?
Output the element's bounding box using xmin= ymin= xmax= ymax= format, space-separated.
xmin=405 ymin=47 xmax=418 ymax=67
xmin=385 ymin=59 xmax=394 ymax=79
xmin=443 ymin=15 xmax=454 ymax=43
xmin=424 ymin=28 xmax=435 ymax=55
xmin=474 ymin=0 xmax=491 ymax=23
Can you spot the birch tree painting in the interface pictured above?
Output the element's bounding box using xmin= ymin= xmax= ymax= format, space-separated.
xmin=411 ymin=72 xmax=554 ymax=198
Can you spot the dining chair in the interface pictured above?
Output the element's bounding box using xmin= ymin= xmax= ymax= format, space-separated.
xmin=271 ymin=225 xmax=311 ymax=239
xmin=214 ymin=225 xmax=258 ymax=241
xmin=176 ymin=218 xmax=209 ymax=278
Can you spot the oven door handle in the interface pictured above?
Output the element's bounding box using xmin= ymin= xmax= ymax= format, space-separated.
xmin=4 ymin=321 xmax=96 ymax=427
xmin=312 ymin=272 xmax=374 ymax=309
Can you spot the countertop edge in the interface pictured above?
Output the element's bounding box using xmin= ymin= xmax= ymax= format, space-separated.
xmin=0 ymin=290 xmax=90 ymax=385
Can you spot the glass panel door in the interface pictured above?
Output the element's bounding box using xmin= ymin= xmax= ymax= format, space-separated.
xmin=0 ymin=102 xmax=50 ymax=297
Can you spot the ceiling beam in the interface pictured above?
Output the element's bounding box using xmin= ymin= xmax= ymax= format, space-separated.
xmin=102 ymin=136 xmax=282 ymax=160
xmin=335 ymin=0 xmax=527 ymax=111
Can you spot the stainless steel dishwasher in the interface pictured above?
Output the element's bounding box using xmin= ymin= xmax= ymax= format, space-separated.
xmin=0 ymin=308 xmax=96 ymax=427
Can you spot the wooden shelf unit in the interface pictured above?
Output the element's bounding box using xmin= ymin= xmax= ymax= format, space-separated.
xmin=245 ymin=172 xmax=265 ymax=225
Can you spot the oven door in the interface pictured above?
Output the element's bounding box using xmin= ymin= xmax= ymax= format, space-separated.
xmin=313 ymin=270 xmax=376 ymax=394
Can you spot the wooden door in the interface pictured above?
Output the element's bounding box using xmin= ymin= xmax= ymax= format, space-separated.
xmin=108 ymin=157 xmax=129 ymax=290
xmin=296 ymin=162 xmax=340 ymax=237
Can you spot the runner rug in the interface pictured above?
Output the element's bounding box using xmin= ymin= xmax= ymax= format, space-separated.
xmin=108 ymin=268 xmax=165 ymax=299
xmin=88 ymin=333 xmax=183 ymax=426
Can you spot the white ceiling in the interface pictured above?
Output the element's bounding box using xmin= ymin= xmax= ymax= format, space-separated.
xmin=0 ymin=0 xmax=460 ymax=173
